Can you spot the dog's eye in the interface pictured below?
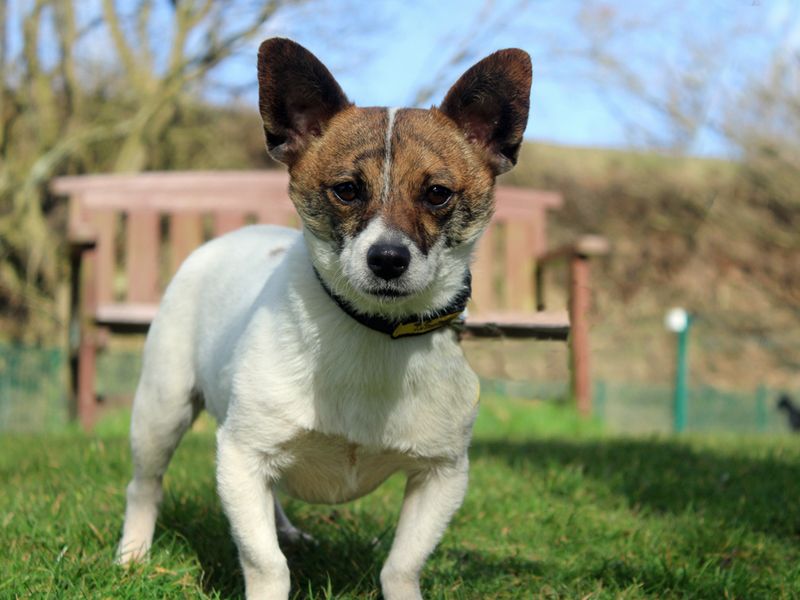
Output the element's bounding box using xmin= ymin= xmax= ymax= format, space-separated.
xmin=424 ymin=185 xmax=453 ymax=208
xmin=332 ymin=182 xmax=359 ymax=204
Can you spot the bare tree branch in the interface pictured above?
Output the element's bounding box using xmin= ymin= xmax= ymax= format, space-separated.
xmin=54 ymin=1 xmax=82 ymax=117
xmin=22 ymin=0 xmax=60 ymax=148
xmin=0 ymin=0 xmax=6 ymax=72
xmin=0 ymin=0 xmax=8 ymax=153
xmin=182 ymin=1 xmax=281 ymax=79
xmin=102 ymin=0 xmax=153 ymax=93
xmin=412 ymin=0 xmax=498 ymax=106
xmin=1 ymin=0 xmax=299 ymax=338
xmin=136 ymin=0 xmax=155 ymax=72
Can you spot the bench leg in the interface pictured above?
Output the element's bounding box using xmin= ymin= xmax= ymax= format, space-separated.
xmin=76 ymin=246 xmax=99 ymax=431
xmin=77 ymin=328 xmax=98 ymax=430
xmin=569 ymin=255 xmax=592 ymax=417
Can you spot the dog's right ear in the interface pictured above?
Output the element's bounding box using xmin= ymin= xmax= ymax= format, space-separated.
xmin=258 ymin=38 xmax=351 ymax=166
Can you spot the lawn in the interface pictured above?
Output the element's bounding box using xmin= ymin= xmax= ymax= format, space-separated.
xmin=2 ymin=394 xmax=799 ymax=599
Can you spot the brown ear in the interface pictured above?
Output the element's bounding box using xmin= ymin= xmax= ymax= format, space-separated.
xmin=257 ymin=38 xmax=351 ymax=166
xmin=439 ymin=49 xmax=531 ymax=175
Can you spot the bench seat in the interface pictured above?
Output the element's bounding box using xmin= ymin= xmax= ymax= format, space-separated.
xmin=94 ymin=303 xmax=570 ymax=340
xmin=95 ymin=303 xmax=160 ymax=328
xmin=463 ymin=310 xmax=570 ymax=340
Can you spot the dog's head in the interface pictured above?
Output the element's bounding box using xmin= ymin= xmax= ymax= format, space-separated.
xmin=257 ymin=38 xmax=531 ymax=318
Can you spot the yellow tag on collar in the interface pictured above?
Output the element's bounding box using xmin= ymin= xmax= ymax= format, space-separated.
xmin=390 ymin=311 xmax=462 ymax=338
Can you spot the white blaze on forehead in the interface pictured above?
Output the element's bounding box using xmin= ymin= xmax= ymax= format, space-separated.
xmin=381 ymin=107 xmax=399 ymax=204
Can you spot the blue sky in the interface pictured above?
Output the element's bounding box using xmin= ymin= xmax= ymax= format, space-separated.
xmin=6 ymin=0 xmax=798 ymax=156
xmin=215 ymin=0 xmax=797 ymax=156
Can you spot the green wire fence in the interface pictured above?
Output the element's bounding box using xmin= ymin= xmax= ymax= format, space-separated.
xmin=0 ymin=343 xmax=795 ymax=434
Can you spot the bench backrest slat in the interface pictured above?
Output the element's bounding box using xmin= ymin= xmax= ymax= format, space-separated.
xmin=170 ymin=213 xmax=204 ymax=275
xmin=214 ymin=212 xmax=247 ymax=237
xmin=504 ymin=220 xmax=535 ymax=311
xmin=54 ymin=171 xmax=561 ymax=316
xmin=471 ymin=223 xmax=496 ymax=313
xmin=125 ymin=211 xmax=160 ymax=303
xmin=256 ymin=206 xmax=299 ymax=228
xmin=93 ymin=211 xmax=117 ymax=306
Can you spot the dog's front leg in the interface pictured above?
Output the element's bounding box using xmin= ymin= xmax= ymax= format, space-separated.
xmin=217 ymin=427 xmax=290 ymax=600
xmin=381 ymin=455 xmax=469 ymax=600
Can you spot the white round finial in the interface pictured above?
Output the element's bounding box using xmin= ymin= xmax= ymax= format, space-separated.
xmin=665 ymin=307 xmax=689 ymax=333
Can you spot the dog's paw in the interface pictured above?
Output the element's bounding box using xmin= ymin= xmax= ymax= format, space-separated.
xmin=115 ymin=540 xmax=150 ymax=566
xmin=380 ymin=568 xmax=423 ymax=600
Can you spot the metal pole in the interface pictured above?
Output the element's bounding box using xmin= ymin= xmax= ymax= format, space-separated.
xmin=673 ymin=317 xmax=692 ymax=433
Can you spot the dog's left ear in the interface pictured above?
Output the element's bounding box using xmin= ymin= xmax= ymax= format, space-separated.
xmin=258 ymin=38 xmax=351 ymax=166
xmin=439 ymin=49 xmax=531 ymax=175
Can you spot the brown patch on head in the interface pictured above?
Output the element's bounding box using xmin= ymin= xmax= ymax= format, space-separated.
xmin=287 ymin=106 xmax=496 ymax=252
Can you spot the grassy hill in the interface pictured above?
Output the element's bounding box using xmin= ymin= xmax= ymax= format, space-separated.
xmin=498 ymin=141 xmax=800 ymax=392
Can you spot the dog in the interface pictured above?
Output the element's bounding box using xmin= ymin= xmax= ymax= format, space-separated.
xmin=117 ymin=37 xmax=531 ymax=600
xmin=777 ymin=394 xmax=800 ymax=431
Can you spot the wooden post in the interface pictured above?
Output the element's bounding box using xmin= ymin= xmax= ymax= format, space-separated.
xmin=77 ymin=246 xmax=98 ymax=430
xmin=67 ymin=246 xmax=83 ymax=422
xmin=569 ymin=254 xmax=592 ymax=416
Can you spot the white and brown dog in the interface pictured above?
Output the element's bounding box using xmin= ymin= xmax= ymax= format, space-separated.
xmin=117 ymin=38 xmax=531 ymax=599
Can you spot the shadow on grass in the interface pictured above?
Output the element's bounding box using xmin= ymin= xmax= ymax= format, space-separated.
xmin=438 ymin=548 xmax=546 ymax=591
xmin=158 ymin=492 xmax=243 ymax=597
xmin=471 ymin=437 xmax=800 ymax=541
xmin=158 ymin=494 xmax=543 ymax=599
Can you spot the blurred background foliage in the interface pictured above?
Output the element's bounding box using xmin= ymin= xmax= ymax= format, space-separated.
xmin=1 ymin=0 xmax=279 ymax=342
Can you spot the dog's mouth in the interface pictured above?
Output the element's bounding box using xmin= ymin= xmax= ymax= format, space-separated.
xmin=364 ymin=287 xmax=412 ymax=299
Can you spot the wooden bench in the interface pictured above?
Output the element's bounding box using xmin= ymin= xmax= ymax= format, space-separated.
xmin=51 ymin=171 xmax=607 ymax=429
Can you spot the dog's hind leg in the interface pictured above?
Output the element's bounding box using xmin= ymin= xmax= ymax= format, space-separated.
xmin=274 ymin=497 xmax=315 ymax=545
xmin=117 ymin=368 xmax=201 ymax=564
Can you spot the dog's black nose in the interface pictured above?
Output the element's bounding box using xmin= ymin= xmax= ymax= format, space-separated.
xmin=367 ymin=243 xmax=411 ymax=280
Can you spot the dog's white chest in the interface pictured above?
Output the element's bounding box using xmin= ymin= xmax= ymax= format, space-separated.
xmin=277 ymin=432 xmax=427 ymax=504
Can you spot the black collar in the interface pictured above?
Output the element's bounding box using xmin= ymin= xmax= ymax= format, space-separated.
xmin=313 ymin=268 xmax=471 ymax=339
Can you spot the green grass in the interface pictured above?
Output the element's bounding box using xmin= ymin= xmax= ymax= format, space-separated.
xmin=2 ymin=395 xmax=800 ymax=599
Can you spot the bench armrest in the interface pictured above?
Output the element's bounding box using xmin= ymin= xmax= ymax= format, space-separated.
xmin=535 ymin=235 xmax=609 ymax=310
xmin=68 ymin=234 xmax=97 ymax=253
xmin=538 ymin=234 xmax=610 ymax=264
